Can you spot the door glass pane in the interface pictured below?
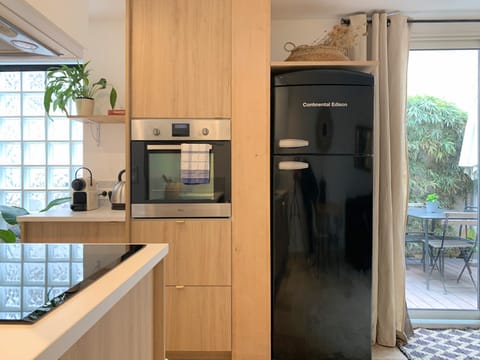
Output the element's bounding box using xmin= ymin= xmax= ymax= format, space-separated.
xmin=406 ymin=49 xmax=479 ymax=311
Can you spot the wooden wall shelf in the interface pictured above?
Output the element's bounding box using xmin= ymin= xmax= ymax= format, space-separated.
xmin=271 ymin=60 xmax=378 ymax=74
xmin=67 ymin=115 xmax=125 ymax=124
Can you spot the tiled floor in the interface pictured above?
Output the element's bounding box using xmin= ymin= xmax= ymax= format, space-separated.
xmin=372 ymin=344 xmax=407 ymax=359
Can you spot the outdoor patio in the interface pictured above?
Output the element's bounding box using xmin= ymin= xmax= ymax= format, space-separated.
xmin=406 ymin=257 xmax=478 ymax=309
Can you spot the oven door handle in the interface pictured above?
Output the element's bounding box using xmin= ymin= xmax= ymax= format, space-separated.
xmin=147 ymin=144 xmax=182 ymax=151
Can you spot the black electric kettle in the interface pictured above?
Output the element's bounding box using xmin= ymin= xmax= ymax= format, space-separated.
xmin=108 ymin=169 xmax=126 ymax=210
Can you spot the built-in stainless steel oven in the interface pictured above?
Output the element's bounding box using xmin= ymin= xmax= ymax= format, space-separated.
xmin=131 ymin=119 xmax=231 ymax=218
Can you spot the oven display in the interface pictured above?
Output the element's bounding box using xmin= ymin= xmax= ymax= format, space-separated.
xmin=172 ymin=123 xmax=190 ymax=137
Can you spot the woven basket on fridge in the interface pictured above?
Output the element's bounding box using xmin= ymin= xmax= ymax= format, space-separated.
xmin=284 ymin=42 xmax=350 ymax=61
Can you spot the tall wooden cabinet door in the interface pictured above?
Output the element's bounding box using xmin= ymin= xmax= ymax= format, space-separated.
xmin=130 ymin=0 xmax=232 ymax=118
xmin=166 ymin=286 xmax=231 ymax=351
xmin=174 ymin=220 xmax=231 ymax=285
xmin=131 ymin=220 xmax=178 ymax=285
xmin=130 ymin=220 xmax=231 ymax=285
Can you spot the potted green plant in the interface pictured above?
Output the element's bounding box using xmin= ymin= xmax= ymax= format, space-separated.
xmin=0 ymin=197 xmax=70 ymax=243
xmin=425 ymin=193 xmax=439 ymax=212
xmin=43 ymin=61 xmax=117 ymax=118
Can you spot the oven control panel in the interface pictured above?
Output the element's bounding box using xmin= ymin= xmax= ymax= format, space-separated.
xmin=131 ymin=119 xmax=231 ymax=141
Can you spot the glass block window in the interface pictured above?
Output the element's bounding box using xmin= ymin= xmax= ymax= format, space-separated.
xmin=0 ymin=243 xmax=84 ymax=320
xmin=0 ymin=69 xmax=83 ymax=212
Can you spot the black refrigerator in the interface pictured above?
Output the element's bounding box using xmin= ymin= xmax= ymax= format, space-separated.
xmin=271 ymin=69 xmax=374 ymax=360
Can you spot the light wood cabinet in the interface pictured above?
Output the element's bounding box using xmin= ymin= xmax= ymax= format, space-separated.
xmin=131 ymin=219 xmax=231 ymax=354
xmin=127 ymin=0 xmax=271 ymax=357
xmin=21 ymin=222 xmax=127 ymax=243
xmin=131 ymin=220 xmax=231 ymax=285
xmin=166 ymin=286 xmax=231 ymax=352
xmin=129 ymin=0 xmax=231 ymax=118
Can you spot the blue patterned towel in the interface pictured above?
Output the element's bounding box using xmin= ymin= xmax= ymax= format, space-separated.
xmin=180 ymin=143 xmax=212 ymax=184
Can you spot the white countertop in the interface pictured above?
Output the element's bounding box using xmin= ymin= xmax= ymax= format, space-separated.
xmin=17 ymin=206 xmax=125 ymax=223
xmin=0 ymin=243 xmax=168 ymax=360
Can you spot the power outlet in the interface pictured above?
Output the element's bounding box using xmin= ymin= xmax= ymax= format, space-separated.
xmin=96 ymin=180 xmax=116 ymax=194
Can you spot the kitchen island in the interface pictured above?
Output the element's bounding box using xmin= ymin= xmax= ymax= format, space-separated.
xmin=0 ymin=243 xmax=168 ymax=360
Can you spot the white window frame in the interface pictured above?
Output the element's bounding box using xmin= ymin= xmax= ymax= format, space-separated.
xmin=0 ymin=66 xmax=83 ymax=212
xmin=407 ymin=23 xmax=480 ymax=326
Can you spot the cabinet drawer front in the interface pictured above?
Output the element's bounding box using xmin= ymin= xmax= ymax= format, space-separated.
xmin=131 ymin=220 xmax=231 ymax=285
xmin=173 ymin=221 xmax=231 ymax=285
xmin=166 ymin=286 xmax=231 ymax=351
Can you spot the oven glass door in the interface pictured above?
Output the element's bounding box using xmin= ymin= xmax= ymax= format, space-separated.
xmin=131 ymin=141 xmax=231 ymax=204
xmin=149 ymin=148 xmax=215 ymax=201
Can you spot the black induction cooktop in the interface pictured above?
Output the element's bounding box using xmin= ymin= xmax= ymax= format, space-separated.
xmin=0 ymin=243 xmax=144 ymax=324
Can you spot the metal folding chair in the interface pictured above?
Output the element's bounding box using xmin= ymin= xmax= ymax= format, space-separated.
xmin=426 ymin=211 xmax=477 ymax=294
xmin=405 ymin=203 xmax=428 ymax=268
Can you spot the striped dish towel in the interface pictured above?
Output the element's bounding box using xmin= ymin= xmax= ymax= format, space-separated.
xmin=180 ymin=143 xmax=212 ymax=184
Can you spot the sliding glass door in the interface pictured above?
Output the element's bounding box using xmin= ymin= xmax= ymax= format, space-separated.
xmin=405 ymin=49 xmax=480 ymax=319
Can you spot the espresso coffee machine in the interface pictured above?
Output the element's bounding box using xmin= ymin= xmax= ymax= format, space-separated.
xmin=70 ymin=167 xmax=99 ymax=211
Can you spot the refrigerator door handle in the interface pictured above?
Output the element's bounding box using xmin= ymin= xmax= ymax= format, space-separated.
xmin=278 ymin=161 xmax=309 ymax=170
xmin=278 ymin=138 xmax=309 ymax=148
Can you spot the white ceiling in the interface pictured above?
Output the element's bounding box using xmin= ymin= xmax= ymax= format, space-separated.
xmin=88 ymin=0 xmax=480 ymax=20
xmin=272 ymin=0 xmax=480 ymax=19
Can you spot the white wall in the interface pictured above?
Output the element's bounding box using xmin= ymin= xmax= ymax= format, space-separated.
xmin=272 ymin=18 xmax=339 ymax=61
xmin=82 ymin=17 xmax=126 ymax=185
xmin=273 ymin=17 xmax=480 ymax=57
xmin=25 ymin=0 xmax=89 ymax=46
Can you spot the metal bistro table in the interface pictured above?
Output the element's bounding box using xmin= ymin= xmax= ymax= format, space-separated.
xmin=407 ymin=207 xmax=449 ymax=272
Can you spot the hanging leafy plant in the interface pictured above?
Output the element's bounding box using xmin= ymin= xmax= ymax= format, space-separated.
xmin=0 ymin=197 xmax=71 ymax=243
